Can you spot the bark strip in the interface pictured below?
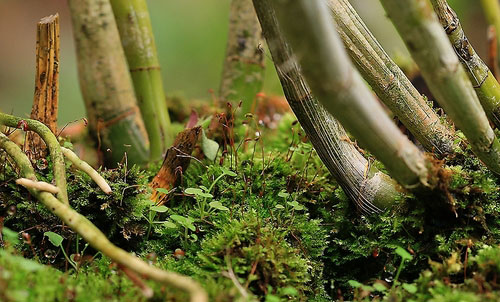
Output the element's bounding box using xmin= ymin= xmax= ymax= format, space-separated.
xmin=328 ymin=0 xmax=454 ymax=156
xmin=26 ymin=14 xmax=60 ymax=159
xmin=253 ymin=0 xmax=402 ymax=212
xmin=220 ymin=0 xmax=266 ymax=114
xmin=268 ymin=0 xmax=432 ymax=188
xmin=380 ymin=0 xmax=500 ymax=175
xmin=68 ymin=0 xmax=149 ymax=167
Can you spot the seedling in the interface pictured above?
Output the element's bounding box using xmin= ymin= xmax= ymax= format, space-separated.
xmin=44 ymin=231 xmax=78 ymax=271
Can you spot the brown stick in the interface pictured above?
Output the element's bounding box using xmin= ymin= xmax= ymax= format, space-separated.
xmin=150 ymin=127 xmax=202 ymax=204
xmin=26 ymin=14 xmax=60 ymax=160
xmin=488 ymin=25 xmax=500 ymax=81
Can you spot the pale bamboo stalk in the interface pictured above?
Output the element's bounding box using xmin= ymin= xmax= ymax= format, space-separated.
xmin=380 ymin=0 xmax=500 ymax=175
xmin=431 ymin=0 xmax=500 ymax=129
xmin=0 ymin=112 xmax=68 ymax=205
xmin=26 ymin=14 xmax=60 ymax=159
xmin=480 ymin=0 xmax=500 ymax=71
xmin=328 ymin=0 xmax=454 ymax=156
xmin=110 ymin=0 xmax=173 ymax=161
xmin=220 ymin=0 xmax=266 ymax=114
xmin=0 ymin=132 xmax=207 ymax=302
xmin=269 ymin=0 xmax=432 ymax=188
xmin=252 ymin=0 xmax=402 ymax=212
xmin=68 ymin=0 xmax=149 ymax=167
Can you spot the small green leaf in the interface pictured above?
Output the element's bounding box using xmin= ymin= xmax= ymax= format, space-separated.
xmin=164 ymin=221 xmax=177 ymax=229
xmin=200 ymin=185 xmax=209 ymax=192
xmin=278 ymin=191 xmax=289 ymax=198
xmin=155 ymin=188 xmax=171 ymax=195
xmin=348 ymin=280 xmax=362 ymax=288
xmin=151 ymin=205 xmax=168 ymax=213
xmin=220 ymin=167 xmax=237 ymax=177
xmin=170 ymin=215 xmax=187 ymax=224
xmin=190 ymin=233 xmax=198 ymax=241
xmin=44 ymin=231 xmax=63 ymax=247
xmin=402 ymin=283 xmax=417 ymax=294
xmin=287 ymin=201 xmax=305 ymax=211
xmin=265 ymin=294 xmax=280 ymax=302
xmin=395 ymin=247 xmax=413 ymax=261
xmin=282 ymin=286 xmax=298 ymax=296
xmin=201 ymin=129 xmax=219 ymax=161
xmin=209 ymin=201 xmax=229 ymax=211
xmin=200 ymin=192 xmax=214 ymax=198
xmin=185 ymin=188 xmax=203 ymax=196
xmin=275 ymin=204 xmax=285 ymax=209
xmin=373 ymin=282 xmax=387 ymax=292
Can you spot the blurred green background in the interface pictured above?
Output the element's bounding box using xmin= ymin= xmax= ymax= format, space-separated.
xmin=0 ymin=0 xmax=488 ymax=125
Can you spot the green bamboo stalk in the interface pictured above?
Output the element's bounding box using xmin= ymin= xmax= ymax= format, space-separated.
xmin=0 ymin=132 xmax=207 ymax=302
xmin=0 ymin=112 xmax=68 ymax=205
xmin=431 ymin=0 xmax=500 ymax=128
xmin=220 ymin=0 xmax=266 ymax=114
xmin=68 ymin=0 xmax=149 ymax=167
xmin=253 ymin=0 xmax=402 ymax=212
xmin=328 ymin=0 xmax=454 ymax=156
xmin=110 ymin=0 xmax=172 ymax=161
xmin=380 ymin=0 xmax=500 ymax=175
xmin=269 ymin=0 xmax=432 ymax=188
xmin=480 ymin=0 xmax=500 ymax=70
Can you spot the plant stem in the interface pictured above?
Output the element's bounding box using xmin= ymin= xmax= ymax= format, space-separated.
xmin=110 ymin=0 xmax=172 ymax=161
xmin=220 ymin=0 xmax=266 ymax=114
xmin=68 ymin=0 xmax=149 ymax=167
xmin=253 ymin=0 xmax=402 ymax=212
xmin=27 ymin=14 xmax=60 ymax=159
xmin=328 ymin=0 xmax=454 ymax=156
xmin=480 ymin=0 xmax=500 ymax=71
xmin=268 ymin=0 xmax=432 ymax=188
xmin=380 ymin=0 xmax=500 ymax=175
xmin=431 ymin=0 xmax=500 ymax=128
xmin=0 ymin=132 xmax=208 ymax=302
xmin=0 ymin=112 xmax=68 ymax=205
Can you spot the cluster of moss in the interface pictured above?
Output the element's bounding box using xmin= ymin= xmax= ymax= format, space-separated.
xmin=2 ymin=113 xmax=500 ymax=301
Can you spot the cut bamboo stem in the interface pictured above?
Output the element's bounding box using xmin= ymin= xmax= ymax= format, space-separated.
xmin=253 ymin=0 xmax=402 ymax=212
xmin=68 ymin=0 xmax=149 ymax=167
xmin=480 ymin=0 xmax=500 ymax=71
xmin=0 ymin=132 xmax=207 ymax=302
xmin=0 ymin=112 xmax=68 ymax=205
xmin=431 ymin=0 xmax=500 ymax=129
xmin=269 ymin=0 xmax=432 ymax=188
xmin=110 ymin=0 xmax=173 ymax=161
xmin=26 ymin=14 xmax=60 ymax=160
xmin=220 ymin=0 xmax=266 ymax=114
xmin=380 ymin=0 xmax=500 ymax=175
xmin=328 ymin=0 xmax=454 ymax=156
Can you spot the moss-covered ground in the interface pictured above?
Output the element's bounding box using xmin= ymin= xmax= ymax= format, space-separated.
xmin=2 ymin=111 xmax=500 ymax=301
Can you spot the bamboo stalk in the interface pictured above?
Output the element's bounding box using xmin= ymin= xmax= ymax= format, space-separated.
xmin=328 ymin=0 xmax=454 ymax=156
xmin=26 ymin=14 xmax=60 ymax=160
xmin=110 ymin=0 xmax=173 ymax=161
xmin=0 ymin=112 xmax=68 ymax=205
xmin=268 ymin=0 xmax=432 ymax=188
xmin=380 ymin=0 xmax=500 ymax=175
xmin=480 ymin=0 xmax=500 ymax=71
xmin=220 ymin=0 xmax=266 ymax=114
xmin=0 ymin=133 xmax=207 ymax=302
xmin=68 ymin=0 xmax=149 ymax=167
xmin=431 ymin=0 xmax=500 ymax=129
xmin=257 ymin=0 xmax=401 ymax=212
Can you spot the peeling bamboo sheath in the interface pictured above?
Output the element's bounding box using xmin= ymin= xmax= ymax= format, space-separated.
xmin=220 ymin=0 xmax=266 ymax=114
xmin=26 ymin=14 xmax=60 ymax=159
xmin=253 ymin=0 xmax=401 ymax=212
xmin=431 ymin=0 xmax=500 ymax=129
xmin=110 ymin=0 xmax=172 ymax=161
xmin=380 ymin=0 xmax=500 ymax=175
xmin=328 ymin=0 xmax=454 ymax=156
xmin=68 ymin=0 xmax=149 ymax=167
xmin=0 ymin=133 xmax=207 ymax=302
xmin=269 ymin=0 xmax=431 ymax=188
